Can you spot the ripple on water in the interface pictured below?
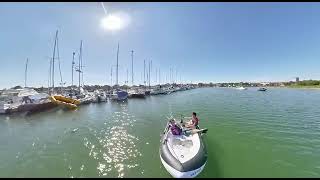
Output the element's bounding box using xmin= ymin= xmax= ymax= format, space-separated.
xmin=272 ymin=159 xmax=296 ymax=167
xmin=303 ymin=170 xmax=319 ymax=176
xmin=83 ymin=106 xmax=142 ymax=177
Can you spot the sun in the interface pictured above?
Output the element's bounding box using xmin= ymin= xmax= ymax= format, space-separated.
xmin=101 ymin=15 xmax=123 ymax=31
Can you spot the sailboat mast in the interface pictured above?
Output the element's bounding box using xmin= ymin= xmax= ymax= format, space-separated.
xmin=146 ymin=71 xmax=149 ymax=88
xmin=78 ymin=40 xmax=82 ymax=92
xmin=52 ymin=30 xmax=58 ymax=91
xmin=57 ymin=34 xmax=62 ymax=86
xmin=25 ymin=58 xmax=28 ymax=88
xmin=48 ymin=59 xmax=51 ymax=93
xmin=110 ymin=67 xmax=113 ymax=87
xmin=131 ymin=50 xmax=134 ymax=86
xmin=144 ymin=60 xmax=146 ymax=88
xmin=81 ymin=41 xmax=84 ymax=87
xmin=126 ymin=68 xmax=128 ymax=85
xmin=159 ymin=68 xmax=161 ymax=85
xmin=170 ymin=68 xmax=171 ymax=84
xmin=166 ymin=74 xmax=167 ymax=84
xmin=56 ymin=33 xmax=64 ymax=94
xmin=72 ymin=52 xmax=75 ymax=87
xmin=155 ymin=68 xmax=157 ymax=85
xmin=116 ymin=43 xmax=119 ymax=86
xmin=176 ymin=69 xmax=178 ymax=84
xmin=148 ymin=61 xmax=151 ymax=88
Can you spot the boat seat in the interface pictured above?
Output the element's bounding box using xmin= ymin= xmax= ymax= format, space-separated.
xmin=171 ymin=135 xmax=194 ymax=149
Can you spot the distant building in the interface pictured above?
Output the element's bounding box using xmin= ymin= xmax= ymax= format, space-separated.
xmin=296 ymin=77 xmax=299 ymax=82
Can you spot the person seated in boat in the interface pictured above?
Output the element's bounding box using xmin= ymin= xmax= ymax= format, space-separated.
xmin=169 ymin=119 xmax=182 ymax=135
xmin=185 ymin=112 xmax=199 ymax=129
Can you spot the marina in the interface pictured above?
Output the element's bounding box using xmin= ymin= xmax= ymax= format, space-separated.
xmin=1 ymin=2 xmax=320 ymax=178
xmin=0 ymin=84 xmax=197 ymax=115
xmin=0 ymin=87 xmax=320 ymax=177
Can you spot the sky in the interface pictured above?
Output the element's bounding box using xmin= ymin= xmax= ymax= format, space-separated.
xmin=1 ymin=2 xmax=320 ymax=89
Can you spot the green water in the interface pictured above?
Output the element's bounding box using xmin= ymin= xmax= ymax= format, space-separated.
xmin=0 ymin=87 xmax=320 ymax=177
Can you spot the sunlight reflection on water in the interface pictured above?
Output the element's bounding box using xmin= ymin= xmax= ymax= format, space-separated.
xmin=83 ymin=103 xmax=141 ymax=177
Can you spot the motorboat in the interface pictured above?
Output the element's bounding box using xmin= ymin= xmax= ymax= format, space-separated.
xmin=16 ymin=90 xmax=56 ymax=114
xmin=128 ymin=89 xmax=146 ymax=98
xmin=0 ymin=88 xmax=24 ymax=114
xmin=236 ymin=86 xmax=247 ymax=90
xmin=159 ymin=118 xmax=208 ymax=178
xmin=166 ymin=89 xmax=173 ymax=95
xmin=150 ymin=89 xmax=167 ymax=95
xmin=258 ymin=87 xmax=267 ymax=91
xmin=175 ymin=87 xmax=182 ymax=92
xmin=97 ymin=92 xmax=108 ymax=102
xmin=110 ymin=93 xmax=118 ymax=101
xmin=144 ymin=90 xmax=151 ymax=96
xmin=166 ymin=87 xmax=176 ymax=94
xmin=78 ymin=94 xmax=96 ymax=105
xmin=73 ymin=88 xmax=98 ymax=105
xmin=110 ymin=89 xmax=128 ymax=101
xmin=117 ymin=90 xmax=128 ymax=101
xmin=150 ymin=86 xmax=167 ymax=95
xmin=0 ymin=88 xmax=57 ymax=115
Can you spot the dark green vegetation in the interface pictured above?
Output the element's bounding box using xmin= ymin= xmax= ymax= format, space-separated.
xmin=285 ymin=80 xmax=320 ymax=88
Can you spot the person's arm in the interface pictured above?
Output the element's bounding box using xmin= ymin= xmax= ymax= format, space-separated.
xmin=181 ymin=120 xmax=189 ymax=126
xmin=187 ymin=118 xmax=197 ymax=128
xmin=185 ymin=121 xmax=194 ymax=128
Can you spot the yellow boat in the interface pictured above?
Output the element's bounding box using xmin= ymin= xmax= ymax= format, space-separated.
xmin=49 ymin=95 xmax=80 ymax=109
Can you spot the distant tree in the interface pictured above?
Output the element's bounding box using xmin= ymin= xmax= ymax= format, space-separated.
xmin=12 ymin=85 xmax=22 ymax=89
xmin=297 ymin=80 xmax=320 ymax=86
xmin=121 ymin=85 xmax=129 ymax=90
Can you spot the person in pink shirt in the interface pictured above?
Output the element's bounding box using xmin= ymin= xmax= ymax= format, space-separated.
xmin=185 ymin=112 xmax=199 ymax=129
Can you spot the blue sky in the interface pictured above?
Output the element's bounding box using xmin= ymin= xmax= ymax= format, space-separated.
xmin=1 ymin=2 xmax=320 ymax=88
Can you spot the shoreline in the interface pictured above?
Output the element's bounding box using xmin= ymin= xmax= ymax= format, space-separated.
xmin=281 ymin=86 xmax=320 ymax=90
xmin=211 ymin=86 xmax=320 ymax=90
xmin=265 ymin=87 xmax=320 ymax=90
xmin=264 ymin=86 xmax=320 ymax=90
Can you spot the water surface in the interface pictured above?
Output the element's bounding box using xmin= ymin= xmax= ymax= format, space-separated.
xmin=0 ymin=87 xmax=319 ymax=177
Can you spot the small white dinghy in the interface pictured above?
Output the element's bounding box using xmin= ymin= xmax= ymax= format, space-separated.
xmin=159 ymin=118 xmax=208 ymax=178
xmin=236 ymin=86 xmax=247 ymax=90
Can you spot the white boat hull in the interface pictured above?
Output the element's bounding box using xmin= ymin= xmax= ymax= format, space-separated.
xmin=160 ymin=155 xmax=206 ymax=178
xmin=236 ymin=87 xmax=247 ymax=90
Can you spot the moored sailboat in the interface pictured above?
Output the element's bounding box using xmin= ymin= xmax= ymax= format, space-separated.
xmin=48 ymin=30 xmax=79 ymax=110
